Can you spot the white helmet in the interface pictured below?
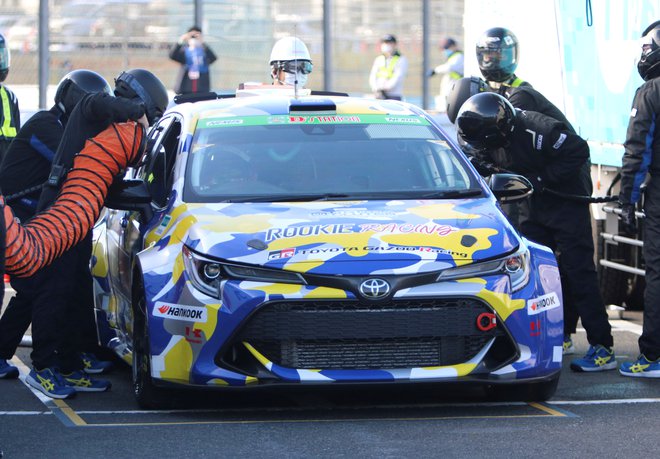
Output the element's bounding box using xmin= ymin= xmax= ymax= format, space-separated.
xmin=269 ymin=37 xmax=311 ymax=64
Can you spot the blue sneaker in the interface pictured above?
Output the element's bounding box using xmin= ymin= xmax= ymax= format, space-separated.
xmin=0 ymin=359 xmax=19 ymax=379
xmin=563 ymin=335 xmax=575 ymax=355
xmin=80 ymin=352 xmax=113 ymax=374
xmin=570 ymin=345 xmax=617 ymax=372
xmin=26 ymin=368 xmax=76 ymax=399
xmin=620 ymin=355 xmax=660 ymax=378
xmin=62 ymin=370 xmax=112 ymax=392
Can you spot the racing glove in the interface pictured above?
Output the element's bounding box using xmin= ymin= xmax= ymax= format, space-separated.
xmin=427 ymin=69 xmax=436 ymax=77
xmin=467 ymin=155 xmax=501 ymax=177
xmin=527 ymin=175 xmax=544 ymax=193
xmin=619 ymin=202 xmax=637 ymax=236
xmin=108 ymin=97 xmax=146 ymax=123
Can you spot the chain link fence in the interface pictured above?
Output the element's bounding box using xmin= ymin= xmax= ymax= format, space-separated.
xmin=1 ymin=0 xmax=463 ymax=108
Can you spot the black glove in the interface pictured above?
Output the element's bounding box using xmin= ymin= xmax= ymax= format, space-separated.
xmin=527 ymin=175 xmax=544 ymax=193
xmin=619 ymin=203 xmax=637 ymax=235
xmin=427 ymin=69 xmax=436 ymax=77
xmin=108 ymin=97 xmax=146 ymax=122
xmin=468 ymin=155 xmax=500 ymax=176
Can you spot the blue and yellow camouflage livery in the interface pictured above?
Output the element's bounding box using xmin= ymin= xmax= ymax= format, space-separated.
xmin=91 ymin=93 xmax=562 ymax=402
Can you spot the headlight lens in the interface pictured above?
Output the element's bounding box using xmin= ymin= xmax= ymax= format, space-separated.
xmin=182 ymin=246 xmax=305 ymax=298
xmin=437 ymin=246 xmax=530 ymax=292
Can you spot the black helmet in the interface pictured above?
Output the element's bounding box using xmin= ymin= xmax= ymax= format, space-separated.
xmin=638 ymin=20 xmax=660 ymax=81
xmin=456 ymin=92 xmax=516 ymax=150
xmin=54 ymin=69 xmax=112 ymax=114
xmin=446 ymin=76 xmax=490 ymax=124
xmin=476 ymin=27 xmax=519 ymax=83
xmin=0 ymin=34 xmax=10 ymax=82
xmin=114 ymin=68 xmax=168 ymax=125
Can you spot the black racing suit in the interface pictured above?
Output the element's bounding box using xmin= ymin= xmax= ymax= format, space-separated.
xmin=485 ymin=76 xmax=581 ymax=338
xmin=619 ymin=75 xmax=660 ymax=360
xmin=28 ymin=93 xmax=144 ymax=372
xmin=484 ymin=110 xmax=613 ymax=348
xmin=0 ymin=106 xmax=66 ymax=367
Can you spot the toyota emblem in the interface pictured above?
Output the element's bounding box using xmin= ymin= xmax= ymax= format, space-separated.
xmin=359 ymin=278 xmax=391 ymax=299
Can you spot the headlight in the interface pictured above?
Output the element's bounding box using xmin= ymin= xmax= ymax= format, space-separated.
xmin=182 ymin=246 xmax=305 ymax=298
xmin=437 ymin=246 xmax=530 ymax=292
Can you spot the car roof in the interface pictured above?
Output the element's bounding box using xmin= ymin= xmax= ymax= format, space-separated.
xmin=167 ymin=92 xmax=425 ymax=120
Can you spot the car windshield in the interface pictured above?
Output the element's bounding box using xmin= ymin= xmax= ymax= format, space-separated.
xmin=183 ymin=114 xmax=481 ymax=203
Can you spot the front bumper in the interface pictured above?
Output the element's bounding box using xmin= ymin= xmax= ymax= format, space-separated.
xmin=143 ymin=253 xmax=563 ymax=388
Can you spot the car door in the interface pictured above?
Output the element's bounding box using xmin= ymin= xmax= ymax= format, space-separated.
xmin=115 ymin=115 xmax=183 ymax=335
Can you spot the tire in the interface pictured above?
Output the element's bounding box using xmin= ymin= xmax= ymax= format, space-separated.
xmin=131 ymin=274 xmax=174 ymax=409
xmin=486 ymin=375 xmax=559 ymax=402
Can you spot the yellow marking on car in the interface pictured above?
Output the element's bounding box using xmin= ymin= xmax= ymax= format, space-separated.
xmin=453 ymin=278 xmax=524 ymax=321
xmin=144 ymin=203 xmax=191 ymax=245
xmin=407 ymin=203 xmax=480 ymax=221
xmin=172 ymin=255 xmax=185 ymax=284
xmin=284 ymin=260 xmax=325 ymax=273
xmin=241 ymin=282 xmax=303 ymax=295
xmin=91 ymin=240 xmax=108 ymax=277
xmin=199 ymin=213 xmax=279 ymax=234
xmin=302 ymin=286 xmax=348 ymax=299
xmin=160 ymin=337 xmax=194 ymax=382
xmin=243 ymin=342 xmax=273 ymax=369
xmin=416 ymin=362 xmax=477 ymax=375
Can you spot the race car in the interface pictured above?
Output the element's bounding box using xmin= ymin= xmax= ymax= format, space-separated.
xmin=91 ymin=90 xmax=563 ymax=408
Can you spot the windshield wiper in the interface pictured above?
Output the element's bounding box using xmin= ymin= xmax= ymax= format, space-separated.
xmin=419 ymin=189 xmax=484 ymax=199
xmin=230 ymin=193 xmax=354 ymax=203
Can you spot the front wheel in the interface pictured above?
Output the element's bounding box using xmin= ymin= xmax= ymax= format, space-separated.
xmin=132 ymin=275 xmax=173 ymax=409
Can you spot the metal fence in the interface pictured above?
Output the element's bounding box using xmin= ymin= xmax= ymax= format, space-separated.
xmin=1 ymin=0 xmax=463 ymax=108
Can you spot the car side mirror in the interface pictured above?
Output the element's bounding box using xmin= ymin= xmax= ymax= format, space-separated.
xmin=105 ymin=178 xmax=152 ymax=211
xmin=487 ymin=173 xmax=533 ymax=202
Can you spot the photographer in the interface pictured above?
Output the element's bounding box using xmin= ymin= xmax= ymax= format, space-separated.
xmin=169 ymin=25 xmax=217 ymax=94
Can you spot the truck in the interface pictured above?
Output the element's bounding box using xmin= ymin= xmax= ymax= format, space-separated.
xmin=461 ymin=0 xmax=660 ymax=311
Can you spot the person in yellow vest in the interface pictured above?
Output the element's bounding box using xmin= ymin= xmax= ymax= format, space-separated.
xmin=429 ymin=37 xmax=464 ymax=112
xmin=369 ymin=34 xmax=408 ymax=101
xmin=0 ymin=33 xmax=19 ymax=165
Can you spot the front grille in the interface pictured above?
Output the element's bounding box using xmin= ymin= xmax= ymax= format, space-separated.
xmin=228 ymin=298 xmax=508 ymax=370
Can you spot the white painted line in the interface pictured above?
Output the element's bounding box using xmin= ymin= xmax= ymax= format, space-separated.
xmin=1 ymin=397 xmax=660 ymax=417
xmin=610 ymin=320 xmax=643 ymax=335
xmin=550 ymin=398 xmax=660 ymax=406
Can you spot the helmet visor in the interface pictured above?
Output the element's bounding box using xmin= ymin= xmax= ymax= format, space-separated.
xmin=640 ymin=29 xmax=659 ymax=57
xmin=280 ymin=60 xmax=313 ymax=75
xmin=477 ymin=49 xmax=506 ymax=69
